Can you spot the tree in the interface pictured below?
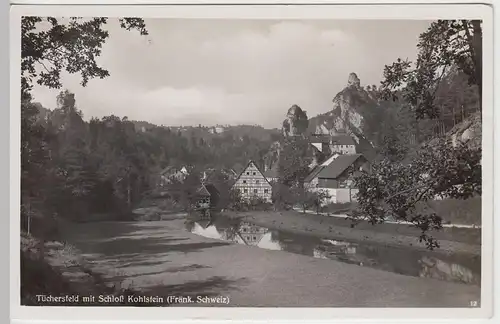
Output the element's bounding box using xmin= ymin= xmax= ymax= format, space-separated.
xmin=277 ymin=137 xmax=312 ymax=186
xmin=311 ymin=189 xmax=331 ymax=214
xmin=381 ymin=20 xmax=481 ymax=120
xmin=293 ymin=186 xmax=331 ymax=214
xmin=354 ymin=20 xmax=483 ymax=249
xmin=227 ymin=188 xmax=245 ymax=211
xmin=20 ymin=17 xmax=148 ymax=229
xmin=21 ymin=17 xmax=147 ymax=99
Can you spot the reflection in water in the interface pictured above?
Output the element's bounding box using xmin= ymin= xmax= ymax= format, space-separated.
xmin=185 ymin=216 xmax=480 ymax=286
xmin=419 ymin=256 xmax=478 ymax=285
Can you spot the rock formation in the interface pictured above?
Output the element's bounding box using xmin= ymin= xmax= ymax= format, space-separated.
xmin=282 ymin=104 xmax=309 ymax=137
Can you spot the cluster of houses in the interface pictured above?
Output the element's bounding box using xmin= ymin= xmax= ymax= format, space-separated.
xmin=158 ymin=133 xmax=370 ymax=213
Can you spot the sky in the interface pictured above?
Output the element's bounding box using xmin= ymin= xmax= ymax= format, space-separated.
xmin=31 ymin=19 xmax=432 ymax=129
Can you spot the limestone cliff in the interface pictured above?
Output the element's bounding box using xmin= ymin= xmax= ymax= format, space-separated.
xmin=307 ymin=73 xmax=382 ymax=157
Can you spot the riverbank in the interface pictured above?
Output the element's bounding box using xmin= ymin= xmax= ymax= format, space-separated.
xmin=20 ymin=232 xmax=169 ymax=306
xmin=52 ymin=219 xmax=480 ymax=307
xmin=221 ymin=210 xmax=481 ymax=256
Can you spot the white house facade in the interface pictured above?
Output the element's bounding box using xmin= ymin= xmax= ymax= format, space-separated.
xmin=232 ymin=161 xmax=272 ymax=202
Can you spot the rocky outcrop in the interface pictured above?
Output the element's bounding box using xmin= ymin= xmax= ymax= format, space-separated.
xmin=448 ymin=111 xmax=481 ymax=149
xmin=307 ymin=73 xmax=381 ymax=157
xmin=282 ymin=104 xmax=309 ymax=137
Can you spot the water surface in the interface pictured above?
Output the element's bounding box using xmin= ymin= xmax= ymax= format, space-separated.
xmin=185 ymin=215 xmax=480 ymax=286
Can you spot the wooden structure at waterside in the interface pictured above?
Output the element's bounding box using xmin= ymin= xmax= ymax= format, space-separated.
xmin=192 ymin=183 xmax=221 ymax=220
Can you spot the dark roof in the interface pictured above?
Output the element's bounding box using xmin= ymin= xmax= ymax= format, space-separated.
xmin=310 ymin=134 xmax=331 ymax=143
xmin=316 ymin=154 xmax=365 ymax=179
xmin=330 ymin=135 xmax=356 ymax=146
xmin=304 ymin=165 xmax=326 ymax=183
xmin=204 ymin=183 xmax=220 ymax=198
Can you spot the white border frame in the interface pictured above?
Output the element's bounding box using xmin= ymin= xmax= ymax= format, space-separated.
xmin=9 ymin=1 xmax=495 ymax=322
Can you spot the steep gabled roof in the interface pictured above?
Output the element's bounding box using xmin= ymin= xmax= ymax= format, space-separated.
xmin=330 ymin=135 xmax=356 ymax=146
xmin=232 ymin=160 xmax=272 ymax=187
xmin=316 ymin=154 xmax=365 ymax=179
xmin=304 ymin=165 xmax=326 ymax=183
xmin=204 ymin=183 xmax=220 ymax=198
xmin=310 ymin=134 xmax=331 ymax=143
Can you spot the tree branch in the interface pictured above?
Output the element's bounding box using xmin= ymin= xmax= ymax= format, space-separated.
xmin=385 ymin=183 xmax=430 ymax=201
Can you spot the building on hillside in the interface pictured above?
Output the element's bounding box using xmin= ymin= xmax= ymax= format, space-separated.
xmin=231 ymin=161 xmax=273 ymax=202
xmin=304 ymin=153 xmax=370 ymax=203
xmin=330 ymin=134 xmax=357 ymax=154
xmin=310 ymin=134 xmax=331 ymax=153
xmin=208 ymin=125 xmax=225 ymax=134
xmin=310 ymin=133 xmax=356 ymax=155
xmin=159 ymin=166 xmax=189 ymax=186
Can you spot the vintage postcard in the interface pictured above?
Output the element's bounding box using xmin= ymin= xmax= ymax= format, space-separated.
xmin=9 ymin=1 xmax=494 ymax=322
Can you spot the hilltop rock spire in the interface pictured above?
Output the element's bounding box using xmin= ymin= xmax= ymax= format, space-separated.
xmin=347 ymin=72 xmax=361 ymax=88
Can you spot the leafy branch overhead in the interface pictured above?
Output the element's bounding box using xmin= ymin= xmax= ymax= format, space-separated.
xmin=380 ymin=20 xmax=482 ymax=119
xmin=21 ymin=17 xmax=148 ymax=98
xmin=351 ymin=19 xmax=482 ymax=249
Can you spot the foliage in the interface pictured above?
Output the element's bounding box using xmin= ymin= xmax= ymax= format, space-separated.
xmin=352 ymin=139 xmax=481 ymax=249
xmin=271 ymin=182 xmax=295 ymax=210
xmin=227 ymin=188 xmax=245 ymax=211
xmin=294 ymin=186 xmax=331 ymax=214
xmin=277 ymin=137 xmax=312 ymax=186
xmin=21 ymin=17 xmax=147 ymax=98
xmin=380 ymin=20 xmax=482 ymax=119
xmin=352 ymin=20 xmax=483 ymax=249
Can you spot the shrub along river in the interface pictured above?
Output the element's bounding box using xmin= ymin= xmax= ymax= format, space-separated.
xmin=185 ymin=214 xmax=480 ymax=286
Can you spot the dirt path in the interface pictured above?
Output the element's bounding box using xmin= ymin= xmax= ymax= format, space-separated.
xmin=59 ymin=218 xmax=481 ymax=307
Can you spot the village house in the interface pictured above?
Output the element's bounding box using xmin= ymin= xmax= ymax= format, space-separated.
xmin=159 ymin=166 xmax=189 ymax=186
xmin=330 ymin=134 xmax=357 ymax=154
xmin=231 ymin=160 xmax=273 ymax=202
xmin=304 ymin=153 xmax=370 ymax=203
xmin=310 ymin=133 xmax=357 ymax=155
xmin=310 ymin=134 xmax=331 ymax=153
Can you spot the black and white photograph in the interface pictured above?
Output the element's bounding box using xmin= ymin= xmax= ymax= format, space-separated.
xmin=11 ymin=3 xmax=493 ymax=319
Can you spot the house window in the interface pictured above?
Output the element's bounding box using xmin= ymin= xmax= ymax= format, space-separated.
xmin=256 ymin=180 xmax=260 ymax=184
xmin=246 ymin=172 xmax=250 ymax=175
xmin=244 ymin=189 xmax=248 ymax=193
xmin=254 ymin=189 xmax=258 ymax=194
xmin=243 ymin=180 xmax=247 ymax=184
xmin=264 ymin=189 xmax=269 ymax=194
xmin=253 ymin=172 xmax=256 ymax=175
